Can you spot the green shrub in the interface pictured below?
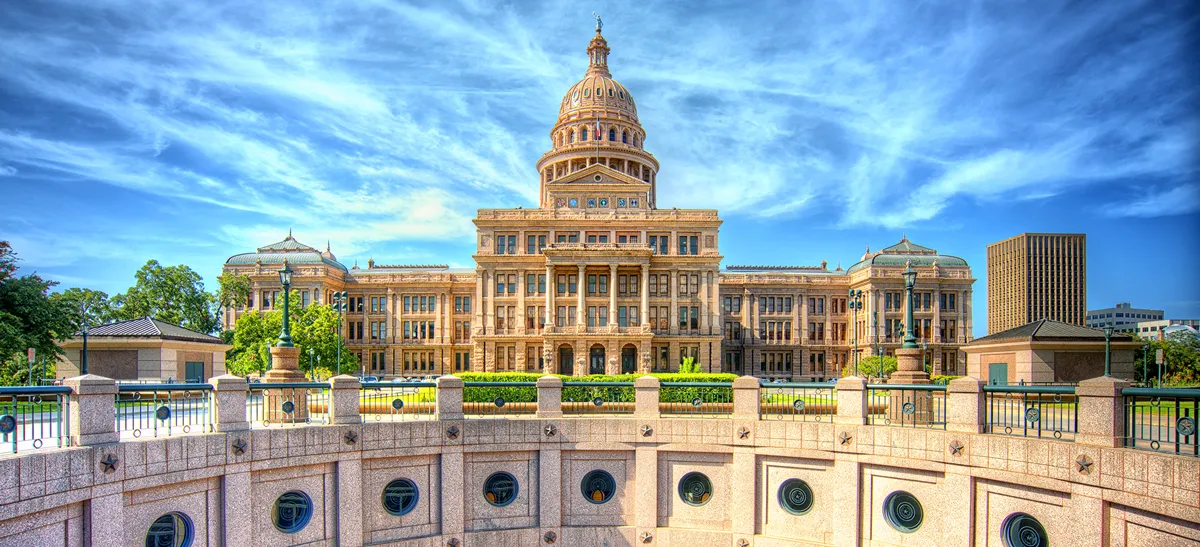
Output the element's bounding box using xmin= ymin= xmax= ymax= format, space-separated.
xmin=452 ymin=372 xmax=738 ymax=403
xmin=931 ymin=375 xmax=964 ymax=385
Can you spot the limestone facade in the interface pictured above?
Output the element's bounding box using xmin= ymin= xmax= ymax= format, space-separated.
xmin=221 ymin=29 xmax=976 ymax=380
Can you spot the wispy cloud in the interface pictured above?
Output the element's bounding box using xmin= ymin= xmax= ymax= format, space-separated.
xmin=1100 ymin=185 xmax=1200 ymax=218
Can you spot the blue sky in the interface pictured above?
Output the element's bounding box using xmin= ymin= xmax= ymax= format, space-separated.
xmin=0 ymin=0 xmax=1196 ymax=337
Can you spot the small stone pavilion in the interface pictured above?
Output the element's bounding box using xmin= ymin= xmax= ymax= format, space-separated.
xmin=58 ymin=317 xmax=230 ymax=383
xmin=964 ymin=319 xmax=1138 ymax=384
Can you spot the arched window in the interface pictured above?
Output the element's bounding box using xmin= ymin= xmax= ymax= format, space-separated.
xmin=608 ymin=88 xmax=614 ymax=97
xmin=569 ymin=131 xmax=575 ymax=144
xmin=633 ymin=135 xmax=640 ymax=148
xmin=581 ymin=127 xmax=589 ymax=141
xmin=622 ymin=131 xmax=628 ymax=144
xmin=609 ymin=129 xmax=616 ymax=141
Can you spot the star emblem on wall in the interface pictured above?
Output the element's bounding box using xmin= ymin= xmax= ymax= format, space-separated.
xmin=343 ymin=430 xmax=358 ymax=445
xmin=231 ymin=438 xmax=247 ymax=456
xmin=1075 ymin=454 xmax=1094 ymax=475
xmin=100 ymin=454 xmax=119 ymax=474
xmin=639 ymin=531 xmax=653 ymax=543
xmin=640 ymin=425 xmax=653 ymax=437
xmin=949 ymin=440 xmax=964 ymax=456
xmin=737 ymin=426 xmax=751 ymax=439
xmin=446 ymin=426 xmax=459 ymax=440
xmin=737 ymin=539 xmax=750 ymax=547
xmin=447 ymin=539 xmax=460 ymax=547
xmin=543 ymin=531 xmax=557 ymax=544
xmin=839 ymin=432 xmax=853 ymax=445
xmin=544 ymin=424 xmax=557 ymax=437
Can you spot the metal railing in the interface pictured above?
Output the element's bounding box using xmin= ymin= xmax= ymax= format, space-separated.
xmin=1123 ymin=387 xmax=1199 ymax=456
xmin=866 ymin=384 xmax=946 ymax=429
xmin=659 ymin=382 xmax=733 ymax=417
xmin=247 ymin=383 xmax=331 ymax=427
xmin=116 ymin=384 xmax=212 ymax=438
xmin=759 ymin=383 xmax=837 ymax=421
xmin=984 ymin=385 xmax=1077 ymax=441
xmin=463 ymin=382 xmax=538 ymax=416
xmin=360 ymin=382 xmax=437 ymax=421
xmin=0 ymin=386 xmax=70 ymax=453
xmin=562 ymin=382 xmax=635 ymax=415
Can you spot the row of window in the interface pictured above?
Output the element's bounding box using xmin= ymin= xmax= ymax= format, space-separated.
xmin=556 ymin=123 xmax=641 ymax=148
xmin=490 ymin=232 xmax=700 ymax=254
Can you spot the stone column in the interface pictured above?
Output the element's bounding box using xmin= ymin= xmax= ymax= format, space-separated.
xmin=634 ymin=446 xmax=657 ymax=542
xmin=700 ymin=271 xmax=709 ymax=333
xmin=933 ymin=287 xmax=942 ymax=343
xmin=223 ymin=468 xmax=252 ymax=546
xmin=608 ymin=263 xmax=618 ymax=327
xmin=211 ymin=374 xmax=249 ymax=432
xmin=1076 ymin=376 xmax=1129 ymax=448
xmin=732 ymin=375 xmax=760 ymax=419
xmin=669 ymin=269 xmax=679 ymax=334
xmin=387 ymin=288 xmax=396 ymax=344
xmin=88 ymin=492 xmax=124 ymax=547
xmin=546 ymin=265 xmax=555 ymax=329
xmin=731 ymin=448 xmax=756 ymax=544
xmin=64 ymin=374 xmax=117 ymax=446
xmin=834 ymin=376 xmax=867 ymax=425
xmin=829 ymin=457 xmax=861 ymax=547
xmin=336 ymin=458 xmax=364 ymax=547
xmin=634 ymin=375 xmax=660 ymax=418
xmin=640 ymin=264 xmax=650 ymax=326
xmin=484 ymin=271 xmax=494 ymax=335
xmin=537 ymin=375 xmax=563 ymax=418
xmin=435 ymin=375 xmax=464 ymax=420
xmin=946 ymin=376 xmax=985 ymax=434
xmin=263 ymin=346 xmax=307 ymax=423
xmin=577 ymin=264 xmax=586 ymax=327
xmin=800 ymin=294 xmax=808 ymax=343
xmin=328 ymin=375 xmax=362 ymax=424
xmin=517 ymin=269 xmax=527 ymax=335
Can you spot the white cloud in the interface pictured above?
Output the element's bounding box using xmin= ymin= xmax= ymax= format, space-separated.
xmin=1100 ymin=185 xmax=1200 ymax=218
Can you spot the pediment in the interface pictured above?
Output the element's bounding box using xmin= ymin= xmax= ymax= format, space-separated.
xmin=550 ymin=164 xmax=648 ymax=186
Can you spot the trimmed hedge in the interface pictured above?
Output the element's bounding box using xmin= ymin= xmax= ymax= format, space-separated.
xmin=454 ymin=372 xmax=738 ymax=403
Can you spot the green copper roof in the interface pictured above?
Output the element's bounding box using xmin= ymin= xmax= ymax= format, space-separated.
xmin=226 ymin=234 xmax=348 ymax=272
xmin=846 ymin=237 xmax=968 ymax=273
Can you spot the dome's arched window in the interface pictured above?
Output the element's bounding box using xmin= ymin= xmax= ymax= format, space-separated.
xmin=582 ymin=127 xmax=589 ymax=141
xmin=609 ymin=129 xmax=616 ymax=141
xmin=596 ymin=87 xmax=602 ymax=96
xmin=608 ymin=88 xmax=614 ymax=97
xmin=622 ymin=131 xmax=628 ymax=144
xmin=569 ymin=131 xmax=575 ymax=144
xmin=584 ymin=88 xmax=590 ymax=98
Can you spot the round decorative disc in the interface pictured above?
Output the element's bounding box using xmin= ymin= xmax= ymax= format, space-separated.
xmin=883 ymin=491 xmax=924 ymax=533
xmin=778 ymin=478 xmax=814 ymax=515
xmin=1002 ymin=512 xmax=1049 ymax=547
xmin=392 ymin=399 xmax=405 ymax=410
xmin=592 ymin=397 xmax=604 ymax=407
xmin=902 ymin=402 xmax=916 ymax=415
xmin=0 ymin=415 xmax=15 ymax=435
xmin=281 ymin=401 xmax=295 ymax=414
xmin=494 ymin=397 xmax=506 ymax=408
xmin=1178 ymin=417 xmax=1196 ymax=437
xmin=793 ymin=400 xmax=806 ymax=412
xmin=155 ymin=405 xmax=171 ymax=421
xmin=691 ymin=397 xmax=703 ymax=407
xmin=1025 ymin=407 xmax=1041 ymax=424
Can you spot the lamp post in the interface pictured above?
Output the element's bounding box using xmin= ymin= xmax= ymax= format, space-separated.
xmin=80 ymin=301 xmax=90 ymax=375
xmin=849 ymin=289 xmax=863 ymax=376
xmin=331 ymin=291 xmax=349 ymax=375
xmin=900 ymin=263 xmax=918 ymax=349
xmin=308 ymin=347 xmax=315 ymax=381
xmin=1142 ymin=342 xmax=1149 ymax=386
xmin=1103 ymin=323 xmax=1114 ymax=377
xmin=872 ymin=310 xmax=880 ymax=379
xmin=277 ymin=260 xmax=294 ymax=347
xmin=922 ymin=341 xmax=928 ymax=374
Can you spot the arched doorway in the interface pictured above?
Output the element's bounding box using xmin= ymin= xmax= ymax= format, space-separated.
xmin=559 ymin=345 xmax=574 ymax=376
xmin=589 ymin=345 xmax=606 ymax=375
xmin=621 ymin=345 xmax=637 ymax=374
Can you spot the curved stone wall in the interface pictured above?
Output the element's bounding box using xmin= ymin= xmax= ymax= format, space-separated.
xmin=0 ymin=415 xmax=1197 ymax=546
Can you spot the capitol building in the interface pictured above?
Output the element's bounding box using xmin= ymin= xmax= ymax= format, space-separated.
xmin=223 ymin=26 xmax=976 ymax=379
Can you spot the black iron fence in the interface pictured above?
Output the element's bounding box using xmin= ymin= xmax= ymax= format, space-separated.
xmin=984 ymin=385 xmax=1076 ymax=441
xmin=360 ymin=382 xmax=437 ymax=421
xmin=562 ymin=382 xmax=636 ymax=415
xmin=659 ymin=382 xmax=733 ymax=417
xmin=866 ymin=384 xmax=946 ymax=429
xmin=759 ymin=383 xmax=837 ymax=422
xmin=0 ymin=386 xmax=70 ymax=453
xmin=1123 ymin=387 xmax=1199 ymax=456
xmin=115 ymin=384 xmax=212 ymax=438
xmin=247 ymin=383 xmax=331 ymax=427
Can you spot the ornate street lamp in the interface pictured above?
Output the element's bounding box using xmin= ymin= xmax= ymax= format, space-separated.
xmin=276 ymin=260 xmax=294 ymax=347
xmin=331 ymin=291 xmax=349 ymax=375
xmin=308 ymin=347 xmax=315 ymax=381
xmin=922 ymin=341 xmax=929 ymax=373
xmin=849 ymin=289 xmax=864 ymax=376
xmin=1103 ymin=323 xmax=1114 ymax=377
xmin=901 ymin=263 xmax=918 ymax=349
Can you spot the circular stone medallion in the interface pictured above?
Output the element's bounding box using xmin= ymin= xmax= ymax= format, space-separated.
xmin=155 ymin=405 xmax=171 ymax=421
xmin=1001 ymin=512 xmax=1049 ymax=547
xmin=882 ymin=491 xmax=924 ymax=533
xmin=778 ymin=478 xmax=814 ymax=515
xmin=392 ymin=399 xmax=405 ymax=410
xmin=1178 ymin=417 xmax=1196 ymax=437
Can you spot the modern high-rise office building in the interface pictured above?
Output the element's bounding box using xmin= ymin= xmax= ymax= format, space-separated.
xmin=986 ymin=233 xmax=1086 ymax=334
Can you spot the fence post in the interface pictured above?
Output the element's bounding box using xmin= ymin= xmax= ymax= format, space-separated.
xmin=64 ymin=374 xmax=118 ymax=446
xmin=946 ymin=376 xmax=986 ymax=434
xmin=329 ymin=375 xmax=363 ymax=425
xmin=1076 ymin=376 xmax=1129 ymax=448
xmin=635 ymin=376 xmax=660 ymax=418
xmin=834 ymin=376 xmax=868 ymax=425
xmin=436 ymin=376 xmax=464 ymax=420
xmin=211 ymin=375 xmax=249 ymax=432
xmin=732 ymin=376 xmax=761 ymax=419
xmin=536 ymin=375 xmax=563 ymax=418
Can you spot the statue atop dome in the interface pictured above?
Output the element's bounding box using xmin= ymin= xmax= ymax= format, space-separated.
xmin=593 ymin=12 xmax=602 ymax=33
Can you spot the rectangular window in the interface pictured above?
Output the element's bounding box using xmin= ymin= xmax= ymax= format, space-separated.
xmin=588 ymin=274 xmax=598 ymax=295
xmin=569 ymin=275 xmax=578 ymax=294
xmin=678 ymin=236 xmax=688 ymax=255
xmin=618 ymin=275 xmax=628 ymax=295
xmin=527 ymin=273 xmax=536 ymax=295
xmin=405 ymin=296 xmax=412 ymax=312
xmin=598 ymin=306 xmax=608 ymax=327
xmin=689 ymin=236 xmax=698 ymax=255
xmin=679 ymin=307 xmax=688 ymax=330
xmin=690 ymin=306 xmax=699 ymax=330
xmin=629 ymin=275 xmax=638 ymax=295
xmin=588 ymin=306 xmax=597 ymax=327
xmin=650 ymin=275 xmax=658 ymax=296
xmin=557 ymin=274 xmax=567 ymax=295
xmin=599 ymin=275 xmax=608 ymax=294
xmin=537 ymin=274 xmax=546 ymax=294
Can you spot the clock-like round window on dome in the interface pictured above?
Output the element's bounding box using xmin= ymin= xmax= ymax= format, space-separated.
xmin=569 ymin=198 xmax=578 ymax=207
xmin=587 ymin=198 xmax=596 ymax=208
xmin=630 ymin=198 xmax=639 ymax=208
xmin=882 ymin=491 xmax=923 ymax=533
xmin=618 ymin=198 xmax=627 ymax=207
xmin=599 ymin=198 xmax=609 ymax=207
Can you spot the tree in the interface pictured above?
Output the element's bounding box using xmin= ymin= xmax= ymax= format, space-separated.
xmin=215 ymin=271 xmax=252 ymax=327
xmin=679 ymin=356 xmax=701 ymax=373
xmin=843 ymin=355 xmax=898 ymax=378
xmin=111 ymin=260 xmax=217 ymax=334
xmin=0 ymin=242 xmax=75 ymax=383
xmin=225 ymin=292 xmax=357 ymax=378
xmin=50 ymin=287 xmax=115 ymax=330
xmin=1131 ymin=332 xmax=1200 ymax=386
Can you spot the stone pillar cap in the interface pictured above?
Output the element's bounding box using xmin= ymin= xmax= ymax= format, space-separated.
xmin=1077 ymin=375 xmax=1130 ymax=396
xmin=634 ymin=375 xmax=660 ymax=387
xmin=732 ymin=376 xmax=760 ymax=389
xmin=835 ymin=376 xmax=867 ymax=391
xmin=536 ymin=375 xmax=563 ymax=387
xmin=947 ymin=376 xmax=986 ymax=393
xmin=63 ymin=374 xmax=117 ymax=394
xmin=329 ymin=375 xmax=362 ymax=388
xmin=211 ymin=374 xmax=249 ymax=390
xmin=436 ymin=375 xmax=464 ymax=388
